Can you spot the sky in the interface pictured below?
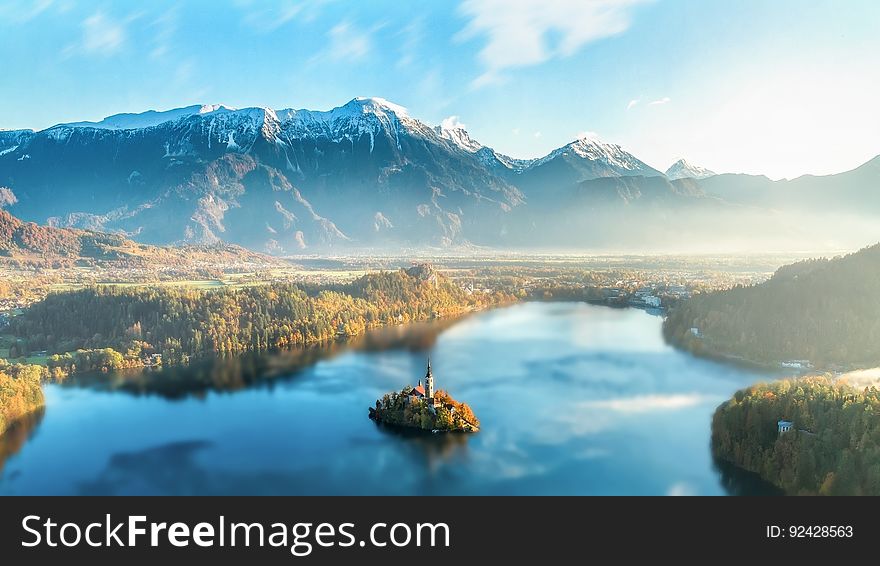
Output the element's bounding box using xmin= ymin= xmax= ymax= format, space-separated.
xmin=1 ymin=0 xmax=879 ymax=179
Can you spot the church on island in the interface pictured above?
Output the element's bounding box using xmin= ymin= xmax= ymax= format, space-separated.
xmin=408 ymin=359 xmax=441 ymax=409
xmin=369 ymin=358 xmax=480 ymax=432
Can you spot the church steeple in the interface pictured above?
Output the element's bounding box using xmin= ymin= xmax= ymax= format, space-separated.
xmin=425 ymin=357 xmax=434 ymax=400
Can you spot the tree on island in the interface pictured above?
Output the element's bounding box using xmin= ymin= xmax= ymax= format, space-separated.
xmin=369 ymin=362 xmax=479 ymax=432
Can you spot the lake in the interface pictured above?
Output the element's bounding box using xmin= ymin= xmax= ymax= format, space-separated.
xmin=0 ymin=302 xmax=782 ymax=495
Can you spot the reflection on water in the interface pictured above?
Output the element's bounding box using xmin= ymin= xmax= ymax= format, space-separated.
xmin=0 ymin=408 xmax=45 ymax=475
xmin=66 ymin=316 xmax=466 ymax=400
xmin=713 ymin=458 xmax=783 ymax=496
xmin=75 ymin=440 xmax=323 ymax=496
xmin=1 ymin=302 xmax=784 ymax=495
xmin=373 ymin=423 xmax=471 ymax=475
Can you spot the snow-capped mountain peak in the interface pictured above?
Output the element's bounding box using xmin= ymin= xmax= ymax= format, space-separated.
xmin=277 ymin=97 xmax=427 ymax=146
xmin=665 ymin=158 xmax=716 ymax=180
xmin=198 ymin=104 xmax=236 ymax=115
xmin=433 ymin=119 xmax=483 ymax=153
xmin=350 ymin=96 xmax=409 ymax=117
xmin=55 ymin=104 xmax=235 ymax=131
xmin=529 ymin=134 xmax=654 ymax=174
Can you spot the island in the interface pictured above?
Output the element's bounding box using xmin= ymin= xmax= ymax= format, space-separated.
xmin=369 ymin=360 xmax=480 ymax=432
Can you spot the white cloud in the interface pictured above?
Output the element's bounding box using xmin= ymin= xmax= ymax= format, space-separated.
xmin=626 ymin=98 xmax=640 ymax=110
xmin=576 ymin=130 xmax=601 ymax=140
xmin=63 ymin=10 xmax=134 ymax=58
xmin=511 ymin=128 xmax=521 ymax=135
xmin=441 ymin=115 xmax=466 ymax=130
xmin=648 ymin=96 xmax=671 ymax=106
xmin=313 ymin=21 xmax=373 ymax=63
xmin=533 ymin=131 xmax=542 ymax=138
xmin=81 ymin=11 xmax=126 ymax=53
xmin=458 ymin=0 xmax=646 ymax=88
xmin=577 ymin=393 xmax=710 ymax=414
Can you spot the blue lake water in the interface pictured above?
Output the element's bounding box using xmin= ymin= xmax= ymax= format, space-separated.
xmin=0 ymin=302 xmax=781 ymax=495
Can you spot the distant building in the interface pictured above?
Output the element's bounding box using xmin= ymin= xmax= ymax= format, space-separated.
xmin=778 ymin=420 xmax=793 ymax=434
xmin=602 ymin=288 xmax=622 ymax=299
xmin=643 ymin=295 xmax=661 ymax=308
xmin=689 ymin=327 xmax=701 ymax=337
xmin=781 ymin=360 xmax=813 ymax=369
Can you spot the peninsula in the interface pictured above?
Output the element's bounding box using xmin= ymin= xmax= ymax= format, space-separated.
xmin=369 ymin=360 xmax=480 ymax=432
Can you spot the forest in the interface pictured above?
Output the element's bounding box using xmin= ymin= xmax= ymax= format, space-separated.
xmin=369 ymin=387 xmax=480 ymax=432
xmin=664 ymin=243 xmax=880 ymax=368
xmin=0 ymin=361 xmax=45 ymax=436
xmin=711 ymin=376 xmax=880 ymax=495
xmin=10 ymin=265 xmax=512 ymax=372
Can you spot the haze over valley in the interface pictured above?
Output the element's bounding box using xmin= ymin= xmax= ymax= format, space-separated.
xmin=2 ymin=99 xmax=877 ymax=256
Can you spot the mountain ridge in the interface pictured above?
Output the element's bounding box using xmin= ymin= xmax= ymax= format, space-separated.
xmin=665 ymin=158 xmax=716 ymax=180
xmin=2 ymin=98 xmax=879 ymax=253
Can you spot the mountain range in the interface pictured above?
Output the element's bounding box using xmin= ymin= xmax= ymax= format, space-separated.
xmin=1 ymin=97 xmax=878 ymax=253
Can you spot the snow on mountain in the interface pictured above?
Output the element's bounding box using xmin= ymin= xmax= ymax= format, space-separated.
xmin=665 ymin=158 xmax=716 ymax=180
xmin=274 ymin=97 xmax=432 ymax=150
xmin=433 ymin=116 xmax=483 ymax=153
xmin=55 ymin=104 xmax=237 ymax=130
xmin=532 ymin=136 xmax=642 ymax=171
xmin=521 ymin=135 xmax=663 ymax=181
xmin=0 ymin=129 xmax=33 ymax=157
xmin=434 ymin=125 xmax=483 ymax=153
xmin=28 ymin=99 xmax=661 ymax=180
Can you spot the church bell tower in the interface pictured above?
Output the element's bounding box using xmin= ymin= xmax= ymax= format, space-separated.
xmin=425 ymin=358 xmax=434 ymax=400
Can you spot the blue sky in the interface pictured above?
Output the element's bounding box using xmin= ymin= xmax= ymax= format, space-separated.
xmin=1 ymin=0 xmax=879 ymax=179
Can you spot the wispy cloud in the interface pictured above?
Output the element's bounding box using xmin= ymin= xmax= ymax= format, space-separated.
xmin=63 ymin=10 xmax=138 ymax=58
xmin=648 ymin=96 xmax=671 ymax=106
xmin=457 ymin=0 xmax=646 ymax=88
xmin=149 ymin=7 xmax=178 ymax=60
xmin=576 ymin=130 xmax=601 ymax=140
xmin=533 ymin=131 xmax=543 ymax=139
xmin=0 ymin=0 xmax=59 ymax=26
xmin=396 ymin=17 xmax=424 ymax=68
xmin=311 ymin=20 xmax=375 ymax=63
xmin=235 ymin=0 xmax=323 ymax=33
xmin=626 ymin=98 xmax=640 ymax=110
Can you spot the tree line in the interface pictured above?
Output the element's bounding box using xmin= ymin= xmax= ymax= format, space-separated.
xmin=11 ymin=265 xmax=512 ymax=372
xmin=664 ymin=243 xmax=880 ymax=368
xmin=712 ymin=376 xmax=880 ymax=495
xmin=0 ymin=361 xmax=45 ymax=436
